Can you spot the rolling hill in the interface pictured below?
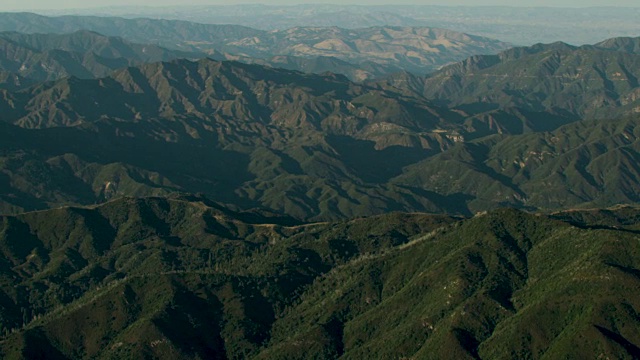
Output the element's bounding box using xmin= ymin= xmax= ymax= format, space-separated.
xmin=42 ymin=4 xmax=640 ymax=45
xmin=0 ymin=30 xmax=403 ymax=87
xmin=0 ymin=13 xmax=512 ymax=79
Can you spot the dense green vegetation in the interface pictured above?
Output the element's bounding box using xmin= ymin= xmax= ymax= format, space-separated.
xmin=393 ymin=115 xmax=640 ymax=213
xmin=0 ymin=198 xmax=638 ymax=359
xmin=0 ymin=196 xmax=456 ymax=359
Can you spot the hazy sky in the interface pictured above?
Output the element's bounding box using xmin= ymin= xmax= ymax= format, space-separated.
xmin=1 ymin=0 xmax=640 ymax=11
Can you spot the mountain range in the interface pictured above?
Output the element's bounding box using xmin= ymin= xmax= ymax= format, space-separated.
xmin=0 ymin=197 xmax=638 ymax=358
xmin=0 ymin=30 xmax=408 ymax=89
xmin=0 ymin=30 xmax=204 ymax=90
xmin=0 ymin=9 xmax=639 ymax=359
xmin=0 ymin=57 xmax=475 ymax=218
xmin=0 ymin=13 xmax=512 ymax=79
xmin=0 ymin=37 xmax=639 ymax=219
xmin=39 ymin=4 xmax=640 ymax=45
xmin=378 ymin=38 xmax=640 ymax=123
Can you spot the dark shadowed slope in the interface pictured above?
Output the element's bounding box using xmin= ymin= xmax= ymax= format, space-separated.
xmin=1 ymin=58 xmax=640 ymax=219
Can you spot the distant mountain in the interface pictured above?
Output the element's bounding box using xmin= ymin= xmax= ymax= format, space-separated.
xmin=0 ymin=30 xmax=202 ymax=62
xmin=0 ymin=198 xmax=638 ymax=359
xmin=0 ymin=29 xmax=401 ymax=86
xmin=595 ymin=36 xmax=640 ymax=54
xmin=0 ymin=30 xmax=206 ymax=88
xmin=56 ymin=4 xmax=427 ymax=30
xmin=39 ymin=4 xmax=640 ymax=45
xmin=378 ymin=38 xmax=640 ymax=121
xmin=0 ymin=12 xmax=261 ymax=48
xmin=220 ymin=26 xmax=511 ymax=76
xmin=0 ymin=13 xmax=512 ymax=78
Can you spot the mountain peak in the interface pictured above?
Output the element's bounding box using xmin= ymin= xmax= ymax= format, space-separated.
xmin=595 ymin=36 xmax=640 ymax=54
